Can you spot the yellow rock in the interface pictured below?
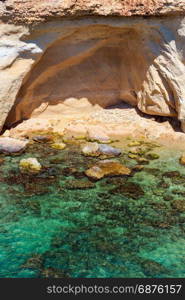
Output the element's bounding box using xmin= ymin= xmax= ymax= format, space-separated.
xmin=128 ymin=154 xmax=138 ymax=159
xmin=19 ymin=158 xmax=42 ymax=173
xmin=136 ymin=157 xmax=149 ymax=164
xmin=145 ymin=153 xmax=159 ymax=160
xmin=132 ymin=165 xmax=144 ymax=171
xmin=180 ymin=154 xmax=185 ymax=165
xmin=51 ymin=142 xmax=66 ymax=150
xmin=128 ymin=141 xmax=142 ymax=147
xmin=85 ymin=160 xmax=131 ymax=180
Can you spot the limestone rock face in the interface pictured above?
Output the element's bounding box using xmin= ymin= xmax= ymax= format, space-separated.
xmin=1 ymin=1 xmax=185 ymax=133
xmin=1 ymin=1 xmax=185 ymax=24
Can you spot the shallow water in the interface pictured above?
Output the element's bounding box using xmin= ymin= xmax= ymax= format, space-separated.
xmin=0 ymin=138 xmax=185 ymax=278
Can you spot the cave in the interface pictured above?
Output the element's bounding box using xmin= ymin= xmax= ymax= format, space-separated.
xmin=3 ymin=17 xmax=182 ymax=133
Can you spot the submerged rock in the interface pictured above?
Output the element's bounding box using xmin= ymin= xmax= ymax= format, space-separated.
xmin=163 ymin=195 xmax=173 ymax=201
xmin=21 ymin=254 xmax=43 ymax=270
xmin=111 ymin=181 xmax=144 ymax=199
xmin=65 ymin=179 xmax=95 ymax=189
xmin=49 ymin=157 xmax=64 ymax=164
xmin=180 ymin=154 xmax=185 ymax=165
xmin=140 ymin=259 xmax=169 ymax=277
xmin=132 ymin=165 xmax=144 ymax=172
xmin=24 ymin=182 xmax=49 ymax=196
xmin=144 ymin=168 xmax=160 ymax=176
xmin=82 ymin=142 xmax=99 ymax=157
xmin=41 ymin=267 xmax=70 ymax=278
xmin=162 ymin=171 xmax=181 ymax=178
xmin=0 ymin=158 xmax=4 ymax=165
xmin=145 ymin=153 xmax=160 ymax=160
xmin=26 ymin=200 xmax=41 ymax=214
xmin=85 ymin=160 xmax=131 ymax=180
xmin=73 ymin=171 xmax=86 ymax=179
xmin=105 ymin=176 xmax=128 ymax=186
xmin=19 ymin=158 xmax=42 ymax=173
xmin=162 ymin=171 xmax=185 ymax=184
xmin=6 ymin=168 xmax=56 ymax=190
xmin=171 ymin=199 xmax=185 ymax=212
xmin=158 ymin=180 xmax=170 ymax=189
xmin=61 ymin=167 xmax=78 ymax=176
xmin=82 ymin=142 xmax=121 ymax=158
xmin=0 ymin=137 xmax=28 ymax=154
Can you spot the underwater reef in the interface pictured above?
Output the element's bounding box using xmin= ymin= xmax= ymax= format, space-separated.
xmin=0 ymin=133 xmax=185 ymax=278
xmin=1 ymin=0 xmax=185 ymax=279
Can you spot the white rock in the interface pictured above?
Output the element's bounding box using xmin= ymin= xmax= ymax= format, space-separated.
xmin=19 ymin=158 xmax=42 ymax=173
xmin=0 ymin=137 xmax=28 ymax=154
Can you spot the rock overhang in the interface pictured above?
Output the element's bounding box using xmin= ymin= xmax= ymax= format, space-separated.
xmin=1 ymin=1 xmax=185 ymax=134
xmin=1 ymin=1 xmax=185 ymax=25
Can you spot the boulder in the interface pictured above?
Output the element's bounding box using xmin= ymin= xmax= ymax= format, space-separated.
xmin=98 ymin=144 xmax=122 ymax=158
xmin=82 ymin=142 xmax=99 ymax=157
xmin=0 ymin=137 xmax=28 ymax=154
xmin=85 ymin=160 xmax=131 ymax=180
xmin=82 ymin=142 xmax=121 ymax=158
xmin=19 ymin=158 xmax=42 ymax=173
xmin=32 ymin=135 xmax=52 ymax=143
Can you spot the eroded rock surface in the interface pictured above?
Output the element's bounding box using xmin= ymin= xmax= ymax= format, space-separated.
xmin=1 ymin=1 xmax=185 ymax=134
xmin=85 ymin=160 xmax=131 ymax=180
xmin=1 ymin=1 xmax=185 ymax=24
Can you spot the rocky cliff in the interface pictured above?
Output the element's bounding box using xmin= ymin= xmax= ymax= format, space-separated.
xmin=1 ymin=0 xmax=185 ymax=133
xmin=1 ymin=1 xmax=185 ymax=23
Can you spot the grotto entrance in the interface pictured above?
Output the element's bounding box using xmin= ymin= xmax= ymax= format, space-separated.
xmin=3 ymin=20 xmax=180 ymax=135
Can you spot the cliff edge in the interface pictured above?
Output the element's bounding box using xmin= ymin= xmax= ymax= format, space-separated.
xmin=0 ymin=0 xmax=185 ymax=24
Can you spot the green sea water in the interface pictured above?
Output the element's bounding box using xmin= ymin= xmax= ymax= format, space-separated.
xmin=0 ymin=138 xmax=185 ymax=278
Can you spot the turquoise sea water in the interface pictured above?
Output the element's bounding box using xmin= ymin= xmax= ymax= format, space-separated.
xmin=0 ymin=137 xmax=185 ymax=278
